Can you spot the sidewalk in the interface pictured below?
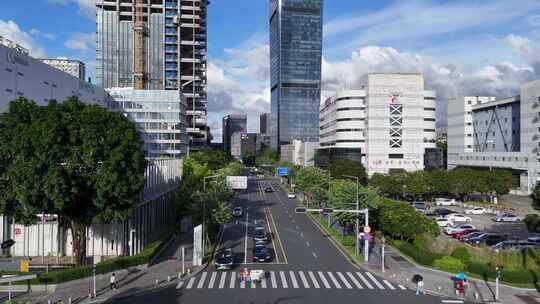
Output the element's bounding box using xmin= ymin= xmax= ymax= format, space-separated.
xmin=29 ymin=230 xmax=203 ymax=304
xmin=364 ymin=242 xmax=540 ymax=304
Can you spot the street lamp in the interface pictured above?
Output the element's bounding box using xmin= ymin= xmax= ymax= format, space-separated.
xmin=342 ymin=175 xmax=360 ymax=258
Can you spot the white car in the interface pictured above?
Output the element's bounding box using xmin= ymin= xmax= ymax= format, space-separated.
xmin=435 ymin=198 xmax=457 ymax=206
xmin=493 ymin=213 xmax=522 ymax=222
xmin=465 ymin=207 xmax=487 ymax=215
xmin=287 ymin=192 xmax=296 ymax=199
xmin=444 ymin=224 xmax=476 ymax=235
xmin=445 ymin=214 xmax=472 ymax=223
xmin=436 ymin=217 xmax=453 ymax=227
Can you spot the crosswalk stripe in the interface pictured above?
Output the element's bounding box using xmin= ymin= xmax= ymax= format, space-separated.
xmin=346 ymin=272 xmax=363 ymax=289
xmin=382 ymin=280 xmax=396 ymax=290
xmin=218 ymin=272 xmax=226 ymax=289
xmin=289 ymin=271 xmax=299 ymax=288
xmin=176 ymin=280 xmax=184 ymax=289
xmin=355 ymin=272 xmax=373 ymax=289
xmin=318 ymin=271 xmax=331 ymax=288
xmin=279 ymin=271 xmax=289 ymax=288
xmin=229 ymin=272 xmax=236 ymax=289
xmin=197 ymin=272 xmax=207 ymax=289
xmin=261 ymin=276 xmax=267 ymax=288
xmin=298 ymin=271 xmax=310 ymax=288
xmin=208 ymin=272 xmax=217 ymax=289
xmin=337 ymin=272 xmax=353 ymax=289
xmin=240 ymin=278 xmax=246 ymax=289
xmin=365 ymin=272 xmax=385 ymax=289
xmin=327 ymin=272 xmax=342 ymax=289
xmin=270 ymin=271 xmax=277 ymax=288
xmin=186 ymin=277 xmax=196 ymax=289
xmin=308 ymin=271 xmax=320 ymax=289
xmin=398 ymin=284 xmax=406 ymax=290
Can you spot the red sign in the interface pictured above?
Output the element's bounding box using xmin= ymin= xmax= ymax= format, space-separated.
xmin=14 ymin=228 xmax=21 ymax=235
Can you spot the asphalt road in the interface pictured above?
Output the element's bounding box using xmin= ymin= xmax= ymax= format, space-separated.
xmin=107 ymin=177 xmax=446 ymax=304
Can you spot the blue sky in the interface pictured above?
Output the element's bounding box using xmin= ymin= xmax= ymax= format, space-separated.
xmin=1 ymin=0 xmax=540 ymax=141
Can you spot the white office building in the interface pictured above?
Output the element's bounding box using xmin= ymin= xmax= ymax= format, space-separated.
xmin=319 ymin=73 xmax=437 ymax=175
xmin=39 ymin=58 xmax=86 ymax=80
xmin=447 ymin=80 xmax=540 ymax=194
xmin=281 ymin=140 xmax=318 ymax=167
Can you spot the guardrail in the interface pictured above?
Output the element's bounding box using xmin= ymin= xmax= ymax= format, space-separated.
xmin=0 ymin=274 xmax=36 ymax=300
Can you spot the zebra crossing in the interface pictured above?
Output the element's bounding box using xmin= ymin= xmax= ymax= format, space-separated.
xmin=177 ymin=270 xmax=407 ymax=291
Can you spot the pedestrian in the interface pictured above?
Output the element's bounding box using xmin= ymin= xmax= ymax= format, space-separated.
xmin=456 ymin=279 xmax=465 ymax=296
xmin=416 ymin=279 xmax=425 ymax=295
xmin=241 ymin=268 xmax=249 ymax=282
xmin=110 ymin=273 xmax=117 ymax=290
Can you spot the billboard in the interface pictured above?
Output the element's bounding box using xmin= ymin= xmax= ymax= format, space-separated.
xmin=193 ymin=224 xmax=203 ymax=266
xmin=226 ymin=176 xmax=248 ymax=190
xmin=276 ymin=167 xmax=289 ymax=176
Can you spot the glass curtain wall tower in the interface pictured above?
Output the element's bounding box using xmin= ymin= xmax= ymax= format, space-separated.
xmin=269 ymin=0 xmax=323 ymax=151
xmin=96 ymin=0 xmax=209 ymax=149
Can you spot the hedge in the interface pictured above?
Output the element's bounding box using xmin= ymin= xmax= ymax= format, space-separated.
xmin=451 ymin=247 xmax=471 ymax=266
xmin=433 ymin=256 xmax=466 ymax=273
xmin=12 ymin=232 xmax=170 ymax=285
xmin=392 ymin=240 xmax=444 ymax=266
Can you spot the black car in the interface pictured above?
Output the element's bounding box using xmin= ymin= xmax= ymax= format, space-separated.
xmin=468 ymin=234 xmax=507 ymax=246
xmin=253 ymin=226 xmax=269 ymax=244
xmin=253 ymin=245 xmax=272 ymax=263
xmin=264 ymin=187 xmax=274 ymax=193
xmin=215 ymin=248 xmax=233 ymax=270
xmin=428 ymin=208 xmax=456 ymax=217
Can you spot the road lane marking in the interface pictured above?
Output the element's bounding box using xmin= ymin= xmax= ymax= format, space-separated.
xmin=356 ymin=272 xmax=373 ymax=289
xmin=186 ymin=277 xmax=196 ymax=289
xmin=300 ymin=232 xmax=304 ymax=237
xmin=261 ymin=276 xmax=267 ymax=288
xmin=441 ymin=301 xmax=464 ymax=304
xmin=298 ymin=271 xmax=310 ymax=288
xmin=327 ymin=272 xmax=342 ymax=289
xmin=229 ymin=272 xmax=236 ymax=289
xmin=268 ymin=202 xmax=288 ymax=264
xmin=382 ymin=280 xmax=395 ymax=290
xmin=296 ymin=225 xmax=299 ymax=230
xmin=312 ymin=252 xmax=318 ymax=258
xmin=306 ymin=241 xmax=310 ymax=247
xmin=244 ymin=211 xmax=249 ymax=264
xmin=208 ymin=272 xmax=217 ymax=289
xmin=196 ymin=272 xmax=208 ymax=289
xmin=289 ymin=271 xmax=299 ymax=288
xmin=337 ymin=272 xmax=352 ymax=289
xmin=306 ymin=271 xmax=319 ymax=289
xmin=346 ymin=272 xmax=363 ymax=289
xmin=279 ymin=271 xmax=288 ymax=288
xmin=317 ymin=271 xmax=331 ymax=288
xmin=398 ymin=284 xmax=406 ymax=290
xmin=176 ymin=280 xmax=184 ymax=289
xmin=365 ymin=272 xmax=385 ymax=289
xmin=270 ymin=271 xmax=277 ymax=288
xmin=240 ymin=278 xmax=246 ymax=289
xmin=264 ymin=206 xmax=280 ymax=263
xmin=218 ymin=272 xmax=226 ymax=289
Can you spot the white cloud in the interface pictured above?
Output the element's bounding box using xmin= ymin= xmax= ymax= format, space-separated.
xmin=0 ymin=20 xmax=47 ymax=57
xmin=64 ymin=32 xmax=96 ymax=51
xmin=47 ymin=0 xmax=95 ymax=19
xmin=29 ymin=29 xmax=56 ymax=40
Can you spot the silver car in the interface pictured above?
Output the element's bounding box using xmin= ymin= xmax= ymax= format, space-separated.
xmin=493 ymin=213 xmax=522 ymax=222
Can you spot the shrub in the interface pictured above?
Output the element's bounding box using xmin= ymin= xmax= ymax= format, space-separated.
xmin=342 ymin=235 xmax=356 ymax=247
xmin=393 ymin=240 xmax=443 ymax=266
xmin=524 ymin=214 xmax=540 ymax=233
xmin=433 ymin=256 xmax=466 ymax=273
xmin=467 ymin=261 xmax=496 ymax=279
xmin=413 ymin=235 xmax=428 ymax=250
xmin=451 ymin=247 xmax=471 ymax=266
xmin=501 ymin=269 xmax=540 ymax=285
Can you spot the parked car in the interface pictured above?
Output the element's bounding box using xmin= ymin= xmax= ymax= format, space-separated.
xmin=232 ymin=207 xmax=243 ymax=217
xmin=527 ymin=236 xmax=540 ymax=244
xmin=435 ymin=198 xmax=458 ymax=206
xmin=436 ymin=217 xmax=453 ymax=228
xmin=215 ymin=248 xmax=234 ymax=270
xmin=428 ymin=208 xmax=456 ymax=217
xmin=444 ymin=213 xmax=472 ymax=223
xmin=253 ymin=226 xmax=268 ymax=244
xmin=491 ymin=240 xmax=537 ymax=253
xmin=460 ymin=231 xmax=485 ymax=242
xmin=451 ymin=228 xmax=478 ymax=240
xmin=444 ymin=224 xmax=476 ymax=235
xmin=468 ymin=233 xmax=506 ymax=246
xmin=465 ymin=207 xmax=487 ymax=215
xmin=412 ymin=201 xmax=428 ymax=213
xmin=493 ymin=213 xmax=522 ymax=222
xmin=253 ymin=244 xmax=272 ymax=263
xmin=287 ymin=192 xmax=296 ymax=199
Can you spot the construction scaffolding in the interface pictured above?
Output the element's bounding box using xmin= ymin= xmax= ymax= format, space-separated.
xmin=133 ymin=0 xmax=147 ymax=89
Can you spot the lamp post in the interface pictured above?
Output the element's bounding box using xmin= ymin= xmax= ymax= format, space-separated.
xmin=342 ymin=175 xmax=360 ymax=258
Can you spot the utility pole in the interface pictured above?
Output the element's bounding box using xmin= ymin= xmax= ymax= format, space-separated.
xmin=381 ymin=236 xmax=385 ymax=273
xmin=495 ymin=266 xmax=501 ymax=300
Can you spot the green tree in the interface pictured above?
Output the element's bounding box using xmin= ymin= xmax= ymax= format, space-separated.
xmin=448 ymin=168 xmax=476 ymax=201
xmin=404 ymin=171 xmax=428 ymax=200
xmin=296 ymin=167 xmax=328 ymax=207
xmin=255 ymin=148 xmax=279 ymax=166
xmin=190 ymin=150 xmax=232 ymax=171
xmin=488 ymin=169 xmax=517 ymax=198
xmin=377 ymin=199 xmax=439 ymax=240
xmin=0 ymin=98 xmax=146 ymax=265
xmin=369 ymin=173 xmax=406 ymax=199
xmin=329 ymin=159 xmax=367 ymax=185
xmin=426 ymin=169 xmax=449 ymax=198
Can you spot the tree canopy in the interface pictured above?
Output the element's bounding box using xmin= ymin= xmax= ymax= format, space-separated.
xmin=0 ymin=97 xmax=146 ymax=264
xmin=329 ymin=159 xmax=367 ymax=185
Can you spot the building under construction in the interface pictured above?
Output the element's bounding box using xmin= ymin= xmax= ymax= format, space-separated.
xmin=96 ymin=0 xmax=209 ymax=150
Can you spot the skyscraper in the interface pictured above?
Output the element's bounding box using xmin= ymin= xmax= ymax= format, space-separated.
xmin=96 ymin=0 xmax=209 ymax=149
xmin=259 ymin=112 xmax=269 ymax=134
xmin=222 ymin=114 xmax=247 ymax=156
xmin=269 ymin=0 xmax=323 ymax=151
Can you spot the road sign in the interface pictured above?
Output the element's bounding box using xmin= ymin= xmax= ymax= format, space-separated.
xmin=14 ymin=228 xmax=21 ymax=235
xmin=226 ymin=176 xmax=247 ymax=190
xmin=363 ymin=226 xmax=371 ymax=233
xmin=19 ymin=260 xmax=29 ymax=273
xmin=276 ymin=167 xmax=289 ymax=176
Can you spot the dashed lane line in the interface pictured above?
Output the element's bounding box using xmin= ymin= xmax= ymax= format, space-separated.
xmin=312 ymin=252 xmax=318 ymax=258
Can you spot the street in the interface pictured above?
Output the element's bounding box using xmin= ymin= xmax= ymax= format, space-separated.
xmin=104 ymin=177 xmax=445 ymax=304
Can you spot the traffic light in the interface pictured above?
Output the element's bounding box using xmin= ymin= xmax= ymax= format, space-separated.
xmin=321 ymin=208 xmax=333 ymax=214
xmin=294 ymin=207 xmax=307 ymax=213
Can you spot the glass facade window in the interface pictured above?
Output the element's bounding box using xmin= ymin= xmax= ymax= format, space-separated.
xmin=270 ymin=0 xmax=323 ymax=150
